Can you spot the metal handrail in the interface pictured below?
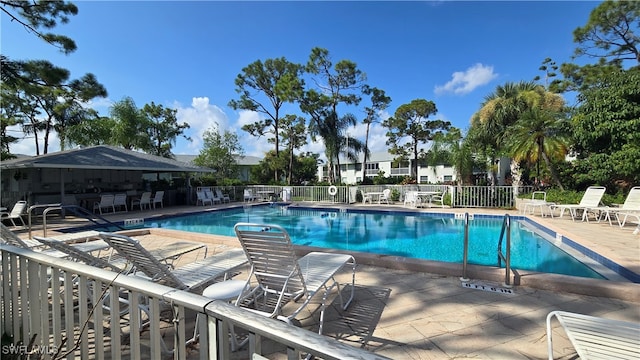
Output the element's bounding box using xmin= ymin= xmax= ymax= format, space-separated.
xmin=497 ymin=214 xmax=512 ymax=287
xmin=29 ymin=204 xmax=125 ymax=238
xmin=460 ymin=212 xmax=470 ymax=281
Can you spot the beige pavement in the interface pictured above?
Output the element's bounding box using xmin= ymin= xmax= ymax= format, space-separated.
xmin=22 ymin=201 xmax=640 ymax=359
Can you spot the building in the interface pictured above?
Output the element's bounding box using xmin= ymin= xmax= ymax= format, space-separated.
xmin=317 ymin=151 xmax=457 ymax=184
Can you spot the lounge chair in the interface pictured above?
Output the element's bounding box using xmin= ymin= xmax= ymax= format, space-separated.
xmin=131 ymin=191 xmax=152 ymax=210
xmin=152 ymin=191 xmax=164 ymax=209
xmin=233 ymin=223 xmax=356 ymax=337
xmin=99 ymin=232 xmax=247 ymax=291
xmin=113 ymin=193 xmax=128 ymax=212
xmin=550 ymin=186 xmax=606 ymax=221
xmin=546 ymin=310 xmax=640 ymax=360
xmin=93 ymin=194 xmax=115 ymax=214
xmin=1 ymin=201 xmax=27 ymax=227
xmin=33 ymin=235 xmax=127 ymax=273
xmin=196 ymin=190 xmax=213 ymax=206
xmin=216 ymin=188 xmax=231 ymax=203
xmin=522 ymin=191 xmax=554 ymax=217
xmin=604 ymin=186 xmax=640 ymax=227
xmin=1 ymin=224 xmax=108 ymax=256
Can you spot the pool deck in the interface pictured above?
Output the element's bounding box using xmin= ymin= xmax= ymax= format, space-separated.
xmin=19 ymin=201 xmax=640 ymax=359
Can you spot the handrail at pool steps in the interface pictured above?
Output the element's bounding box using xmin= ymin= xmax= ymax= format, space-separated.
xmin=497 ymin=214 xmax=513 ymax=288
xmin=460 ymin=212 xmax=513 ymax=288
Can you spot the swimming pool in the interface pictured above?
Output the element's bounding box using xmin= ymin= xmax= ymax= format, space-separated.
xmin=143 ymin=205 xmax=606 ymax=280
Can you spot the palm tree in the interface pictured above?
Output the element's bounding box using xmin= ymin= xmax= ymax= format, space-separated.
xmin=507 ymin=108 xmax=569 ymax=190
xmin=471 ymin=81 xmax=565 ymax=188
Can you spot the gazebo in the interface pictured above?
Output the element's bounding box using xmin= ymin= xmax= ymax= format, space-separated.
xmin=0 ymin=145 xmax=214 ymax=209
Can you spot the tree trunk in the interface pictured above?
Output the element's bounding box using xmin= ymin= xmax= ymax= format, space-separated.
xmin=541 ymin=152 xmax=564 ymax=191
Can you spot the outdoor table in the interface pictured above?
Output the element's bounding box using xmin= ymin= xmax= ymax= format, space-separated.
xmin=257 ymin=191 xmax=276 ymax=201
xmin=363 ymin=192 xmax=385 ymax=204
xmin=415 ymin=191 xmax=440 ymax=207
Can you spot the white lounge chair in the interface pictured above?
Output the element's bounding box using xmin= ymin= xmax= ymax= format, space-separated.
xmin=1 ymin=224 xmax=107 ymax=257
xmin=233 ymin=223 xmax=356 ymax=338
xmin=0 ymin=200 xmax=27 ymax=227
xmin=131 ymin=191 xmax=152 ymax=210
xmin=93 ymin=194 xmax=115 ymax=214
xmin=546 ymin=310 xmax=640 ymax=360
xmin=607 ymin=186 xmax=640 ymax=227
xmin=550 ymin=186 xmax=606 ymax=221
xmin=100 ymin=232 xmax=247 ymax=291
xmin=522 ymin=191 xmax=555 ymax=217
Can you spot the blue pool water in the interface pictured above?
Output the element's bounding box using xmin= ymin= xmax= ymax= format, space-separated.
xmin=145 ymin=205 xmax=604 ymax=279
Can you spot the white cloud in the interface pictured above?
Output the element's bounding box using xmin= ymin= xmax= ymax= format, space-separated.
xmin=174 ymin=97 xmax=230 ymax=153
xmin=434 ymin=63 xmax=498 ymax=95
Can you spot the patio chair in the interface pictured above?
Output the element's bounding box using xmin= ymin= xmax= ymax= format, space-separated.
xmin=428 ymin=189 xmax=446 ymax=208
xmin=550 ymin=186 xmax=606 ymax=221
xmin=196 ymin=190 xmax=213 ymax=206
xmin=0 ymin=200 xmax=27 ymax=227
xmin=403 ymin=191 xmax=422 ymax=208
xmin=113 ymin=193 xmax=128 ymax=212
xmin=546 ymin=310 xmax=640 ymax=360
xmin=131 ymin=191 xmax=152 ymax=210
xmin=152 ymin=191 xmax=164 ymax=209
xmin=379 ymin=188 xmax=391 ymax=204
xmin=216 ymin=188 xmax=231 ymax=203
xmin=99 ymin=232 xmax=248 ymax=291
xmin=204 ymin=188 xmax=221 ymax=204
xmin=93 ymin=194 xmax=115 ymax=214
xmin=243 ymin=189 xmax=256 ymax=202
xmin=233 ymin=223 xmax=356 ymax=337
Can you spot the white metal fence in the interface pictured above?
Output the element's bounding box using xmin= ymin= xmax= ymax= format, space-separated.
xmin=0 ymin=244 xmax=387 ymax=360
xmin=245 ymin=185 xmax=527 ymax=208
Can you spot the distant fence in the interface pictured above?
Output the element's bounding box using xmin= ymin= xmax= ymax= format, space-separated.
xmin=3 ymin=185 xmax=537 ymax=210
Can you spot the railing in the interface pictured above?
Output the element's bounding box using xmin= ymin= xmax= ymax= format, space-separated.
xmin=28 ymin=204 xmax=124 ymax=239
xmin=0 ymin=244 xmax=388 ymax=360
xmin=459 ymin=212 xmax=513 ymax=287
xmin=450 ymin=186 xmax=518 ymax=208
xmin=497 ymin=214 xmax=513 ymax=287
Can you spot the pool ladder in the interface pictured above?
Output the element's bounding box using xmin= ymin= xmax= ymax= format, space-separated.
xmin=460 ymin=213 xmax=512 ymax=287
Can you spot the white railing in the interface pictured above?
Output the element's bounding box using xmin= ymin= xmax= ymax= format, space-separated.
xmin=245 ymin=185 xmax=523 ymax=208
xmin=0 ymin=245 xmax=386 ymax=360
xmin=390 ymin=168 xmax=410 ymax=176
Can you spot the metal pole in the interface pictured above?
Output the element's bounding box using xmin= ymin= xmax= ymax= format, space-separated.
xmin=460 ymin=212 xmax=470 ymax=282
xmin=504 ymin=215 xmax=512 ymax=287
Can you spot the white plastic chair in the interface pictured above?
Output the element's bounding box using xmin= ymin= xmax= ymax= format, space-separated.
xmin=1 ymin=201 xmax=27 ymax=227
xmin=131 ymin=192 xmax=152 ymax=210
xmin=196 ymin=191 xmax=212 ymax=206
xmin=216 ymin=188 xmax=231 ymax=203
xmin=113 ymin=193 xmax=128 ymax=212
xmin=379 ymin=189 xmax=391 ymax=204
xmin=550 ymin=186 xmax=606 ymax=221
xmin=93 ymin=194 xmax=115 ymax=214
xmin=152 ymin=191 xmax=164 ymax=209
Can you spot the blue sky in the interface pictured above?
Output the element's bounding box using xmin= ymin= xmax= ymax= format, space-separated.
xmin=2 ymin=1 xmax=600 ymax=158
